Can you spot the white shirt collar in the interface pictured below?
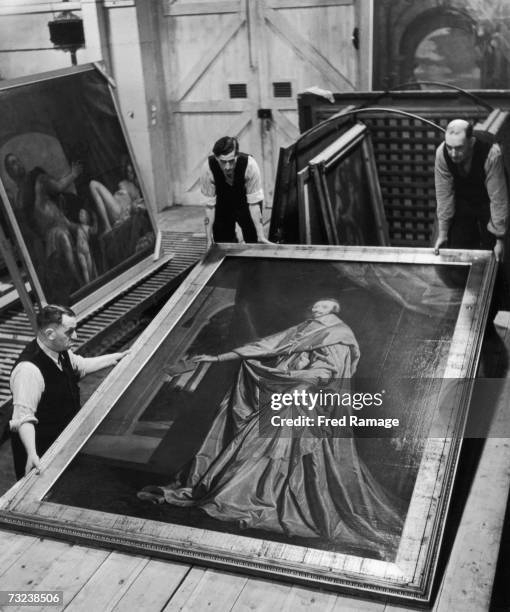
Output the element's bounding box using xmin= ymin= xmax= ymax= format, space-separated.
xmin=36 ymin=337 xmax=61 ymax=365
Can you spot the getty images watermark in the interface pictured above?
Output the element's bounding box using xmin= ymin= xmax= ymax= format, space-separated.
xmin=258 ymin=378 xmax=508 ymax=439
xmin=264 ymin=388 xmax=400 ymax=432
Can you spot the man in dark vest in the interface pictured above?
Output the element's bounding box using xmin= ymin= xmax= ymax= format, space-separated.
xmin=9 ymin=304 xmax=128 ymax=479
xmin=433 ymin=118 xmax=508 ymax=260
xmin=200 ymin=136 xmax=271 ymax=246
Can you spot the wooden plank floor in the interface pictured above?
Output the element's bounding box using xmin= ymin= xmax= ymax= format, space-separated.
xmin=0 ymin=302 xmax=509 ymax=609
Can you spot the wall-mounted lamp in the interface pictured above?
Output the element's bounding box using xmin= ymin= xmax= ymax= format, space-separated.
xmin=48 ymin=1 xmax=85 ymax=66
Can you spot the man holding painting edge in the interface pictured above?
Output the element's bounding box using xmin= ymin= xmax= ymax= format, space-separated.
xmin=9 ymin=304 xmax=129 ymax=479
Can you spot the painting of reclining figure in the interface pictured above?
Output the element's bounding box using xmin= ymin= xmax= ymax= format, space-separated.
xmin=0 ymin=65 xmax=156 ymax=306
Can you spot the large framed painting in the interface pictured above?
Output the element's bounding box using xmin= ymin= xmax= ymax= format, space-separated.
xmin=299 ymin=123 xmax=389 ymax=246
xmin=0 ymin=64 xmax=160 ymax=315
xmin=0 ymin=244 xmax=496 ymax=604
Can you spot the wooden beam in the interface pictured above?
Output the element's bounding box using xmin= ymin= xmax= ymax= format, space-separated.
xmin=0 ymin=2 xmax=81 ymax=16
xmin=174 ymin=100 xmax=249 ymax=113
xmin=81 ymin=1 xmax=113 ymax=70
xmin=270 ymin=101 xmax=298 ymax=111
xmin=249 ymin=0 xmax=271 ymax=181
xmin=356 ymin=0 xmax=372 ymax=90
xmin=164 ymin=0 xmax=241 ymax=16
xmin=135 ymin=0 xmax=175 ymax=212
xmin=104 ymin=0 xmax=134 ymax=7
xmin=175 ymin=14 xmax=245 ymax=101
xmin=273 ymin=109 xmax=300 ymax=141
xmin=268 ymin=0 xmax=353 ymax=8
xmin=265 ymin=8 xmax=355 ymax=91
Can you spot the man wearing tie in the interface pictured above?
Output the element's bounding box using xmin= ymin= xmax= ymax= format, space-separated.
xmin=9 ymin=304 xmax=128 ymax=479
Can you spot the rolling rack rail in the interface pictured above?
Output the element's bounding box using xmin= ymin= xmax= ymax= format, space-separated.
xmin=0 ymin=231 xmax=206 ymax=409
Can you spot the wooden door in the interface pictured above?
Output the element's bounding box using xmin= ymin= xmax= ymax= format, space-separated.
xmin=162 ymin=0 xmax=359 ymax=213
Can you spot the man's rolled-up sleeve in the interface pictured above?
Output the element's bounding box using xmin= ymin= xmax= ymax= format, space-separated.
xmin=70 ymin=351 xmax=123 ymax=378
xmin=245 ymin=157 xmax=264 ymax=204
xmin=200 ymin=164 xmax=216 ymax=208
xmin=485 ymin=144 xmax=509 ymax=238
xmin=434 ymin=144 xmax=455 ymax=235
xmin=9 ymin=362 xmax=44 ymax=432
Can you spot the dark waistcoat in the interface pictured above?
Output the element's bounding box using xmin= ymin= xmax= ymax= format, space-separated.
xmin=443 ymin=138 xmax=491 ymax=217
xmin=208 ymin=153 xmax=249 ymax=218
xmin=13 ymin=340 xmax=81 ymax=442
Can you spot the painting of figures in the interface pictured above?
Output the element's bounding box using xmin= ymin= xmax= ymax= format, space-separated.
xmin=0 ymin=65 xmax=156 ymax=306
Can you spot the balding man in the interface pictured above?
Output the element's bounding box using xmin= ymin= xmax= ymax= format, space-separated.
xmin=434 ymin=118 xmax=508 ymax=261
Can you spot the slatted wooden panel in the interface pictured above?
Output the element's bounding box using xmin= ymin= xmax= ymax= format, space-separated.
xmin=361 ymin=112 xmax=487 ymax=246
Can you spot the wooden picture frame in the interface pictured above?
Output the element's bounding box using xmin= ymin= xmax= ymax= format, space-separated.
xmin=299 ymin=123 xmax=389 ymax=246
xmin=0 ymin=64 xmax=162 ymax=317
xmin=268 ymin=109 xmax=355 ymax=245
xmin=296 ymin=165 xmax=336 ymax=245
xmin=0 ymin=244 xmax=496 ymax=605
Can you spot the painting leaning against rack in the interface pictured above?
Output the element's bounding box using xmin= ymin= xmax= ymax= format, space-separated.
xmin=297 ymin=123 xmax=389 ymax=246
xmin=0 ymin=65 xmax=156 ymax=307
xmin=0 ymin=244 xmax=495 ymax=604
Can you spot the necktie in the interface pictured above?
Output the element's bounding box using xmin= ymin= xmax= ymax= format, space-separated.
xmin=58 ymin=352 xmax=66 ymax=370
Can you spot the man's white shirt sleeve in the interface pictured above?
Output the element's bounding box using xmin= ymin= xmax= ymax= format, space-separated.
xmin=9 ymin=350 xmax=122 ymax=431
xmin=200 ymin=163 xmax=217 ymax=208
xmin=70 ymin=351 xmax=123 ymax=377
xmin=9 ymin=362 xmax=44 ymax=431
xmin=245 ymin=156 xmax=264 ymax=204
